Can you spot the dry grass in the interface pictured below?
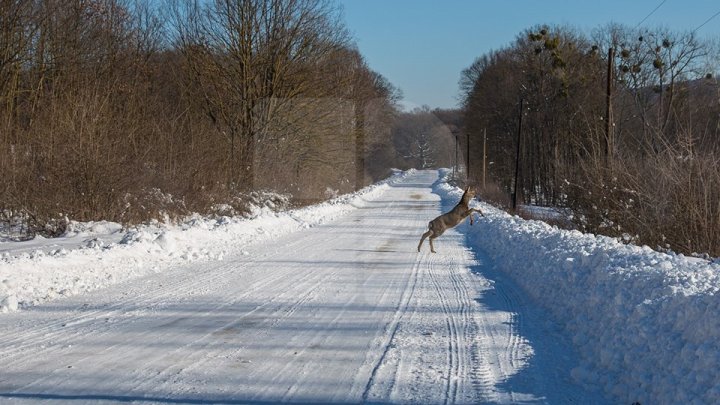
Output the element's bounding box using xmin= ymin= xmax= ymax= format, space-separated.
xmin=477 ymin=181 xmax=512 ymax=209
xmin=565 ymin=140 xmax=720 ymax=257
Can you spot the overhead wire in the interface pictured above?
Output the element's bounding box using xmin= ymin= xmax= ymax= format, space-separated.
xmin=693 ymin=9 xmax=720 ymax=34
xmin=633 ymin=0 xmax=719 ymax=35
xmin=634 ymin=0 xmax=667 ymax=30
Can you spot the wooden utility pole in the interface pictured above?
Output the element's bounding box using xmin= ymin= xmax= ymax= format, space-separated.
xmin=605 ymin=47 xmax=614 ymax=167
xmin=512 ymin=99 xmax=524 ymax=211
xmin=354 ymin=103 xmax=365 ymax=190
xmin=482 ymin=128 xmax=487 ymax=189
xmin=454 ymin=134 xmax=459 ymax=177
xmin=466 ymin=132 xmax=470 ymax=181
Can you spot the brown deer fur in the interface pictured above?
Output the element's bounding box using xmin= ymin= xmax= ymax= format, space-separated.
xmin=418 ymin=186 xmax=483 ymax=253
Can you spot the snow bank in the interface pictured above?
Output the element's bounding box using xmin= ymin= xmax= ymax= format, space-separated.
xmin=435 ymin=169 xmax=720 ymax=404
xmin=0 ymin=170 xmax=412 ymax=313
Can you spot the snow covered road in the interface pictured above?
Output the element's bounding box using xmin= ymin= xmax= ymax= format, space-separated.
xmin=0 ymin=170 xmax=608 ymax=404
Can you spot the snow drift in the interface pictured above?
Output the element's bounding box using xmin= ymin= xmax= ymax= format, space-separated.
xmin=434 ymin=169 xmax=720 ymax=404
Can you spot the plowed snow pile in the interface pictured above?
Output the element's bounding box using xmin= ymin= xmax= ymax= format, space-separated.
xmin=0 ymin=170 xmax=411 ymax=312
xmin=436 ymin=169 xmax=720 ymax=404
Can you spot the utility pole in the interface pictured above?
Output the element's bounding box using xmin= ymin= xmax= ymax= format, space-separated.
xmin=354 ymin=103 xmax=365 ymax=190
xmin=605 ymin=47 xmax=614 ymax=167
xmin=466 ymin=131 xmax=470 ymax=181
xmin=482 ymin=128 xmax=487 ymax=190
xmin=454 ymin=133 xmax=458 ymax=177
xmin=512 ymin=99 xmax=524 ymax=211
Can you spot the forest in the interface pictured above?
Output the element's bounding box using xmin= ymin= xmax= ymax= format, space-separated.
xmin=4 ymin=1 xmax=719 ymax=259
xmin=0 ymin=0 xmax=454 ymax=237
xmin=461 ymin=23 xmax=720 ymax=257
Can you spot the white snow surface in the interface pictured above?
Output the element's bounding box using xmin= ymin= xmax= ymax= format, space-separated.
xmin=0 ymin=168 xmax=717 ymax=404
xmin=434 ymin=169 xmax=720 ymax=404
xmin=0 ymin=169 xmax=609 ymax=404
xmin=0 ymin=170 xmax=409 ymax=313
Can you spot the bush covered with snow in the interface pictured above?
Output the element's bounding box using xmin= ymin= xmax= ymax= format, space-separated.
xmin=435 ymin=170 xmax=720 ymax=404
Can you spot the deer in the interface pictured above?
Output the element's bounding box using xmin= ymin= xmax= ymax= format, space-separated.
xmin=418 ymin=186 xmax=484 ymax=253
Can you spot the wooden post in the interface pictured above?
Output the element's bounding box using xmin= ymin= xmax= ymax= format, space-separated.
xmin=482 ymin=128 xmax=487 ymax=189
xmin=605 ymin=47 xmax=614 ymax=167
xmin=454 ymin=134 xmax=458 ymax=177
xmin=466 ymin=131 xmax=470 ymax=181
xmin=355 ymin=103 xmax=365 ymax=190
xmin=512 ymin=99 xmax=523 ymax=211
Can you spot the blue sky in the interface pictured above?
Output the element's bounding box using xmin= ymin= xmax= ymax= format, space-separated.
xmin=338 ymin=0 xmax=720 ymax=110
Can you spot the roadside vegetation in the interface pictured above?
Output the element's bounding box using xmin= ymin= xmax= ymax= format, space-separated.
xmin=461 ymin=24 xmax=720 ymax=257
xmin=0 ymin=0 xmax=452 ymax=238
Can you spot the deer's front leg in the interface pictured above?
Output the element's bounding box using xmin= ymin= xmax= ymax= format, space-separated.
xmin=468 ymin=208 xmax=484 ymax=225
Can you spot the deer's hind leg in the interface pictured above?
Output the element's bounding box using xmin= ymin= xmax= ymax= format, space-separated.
xmin=418 ymin=229 xmax=433 ymax=252
xmin=429 ymin=235 xmax=437 ymax=253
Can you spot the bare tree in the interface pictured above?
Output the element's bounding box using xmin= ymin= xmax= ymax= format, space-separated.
xmin=594 ymin=24 xmax=709 ymax=151
xmin=393 ymin=107 xmax=453 ymax=170
xmin=463 ymin=23 xmax=720 ymax=256
xmin=0 ymin=0 xmax=402 ymax=236
xmin=170 ymin=0 xmax=350 ymax=188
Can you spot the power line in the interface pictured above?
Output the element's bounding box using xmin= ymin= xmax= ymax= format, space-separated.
xmin=693 ymin=9 xmax=720 ymax=34
xmin=634 ymin=0 xmax=667 ymax=30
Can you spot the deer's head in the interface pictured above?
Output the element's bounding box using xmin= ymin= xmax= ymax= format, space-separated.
xmin=461 ymin=186 xmax=476 ymax=204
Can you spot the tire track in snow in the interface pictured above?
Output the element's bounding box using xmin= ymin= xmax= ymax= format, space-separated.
xmin=426 ymin=251 xmax=459 ymax=404
xmin=357 ymin=180 xmax=487 ymax=404
xmin=419 ymin=232 xmax=532 ymax=404
xmin=0 ymin=245 xmax=276 ymax=359
xmin=1 ymin=254 xmax=278 ymax=366
xmin=243 ymin=255 xmax=352 ymax=402
xmin=425 ymin=239 xmax=478 ymax=404
xmin=130 ymin=245 xmax=339 ymax=398
xmin=450 ymin=248 xmax=476 ymax=403
xmin=448 ymin=248 xmax=476 ymax=403
xmin=498 ymin=278 xmax=525 ymax=376
xmin=467 ymin=262 xmax=530 ymax=404
xmin=0 ymin=234 xmax=322 ymax=392
xmin=360 ymin=250 xmax=421 ymax=402
xmin=131 ymin=233 xmax=347 ymax=395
